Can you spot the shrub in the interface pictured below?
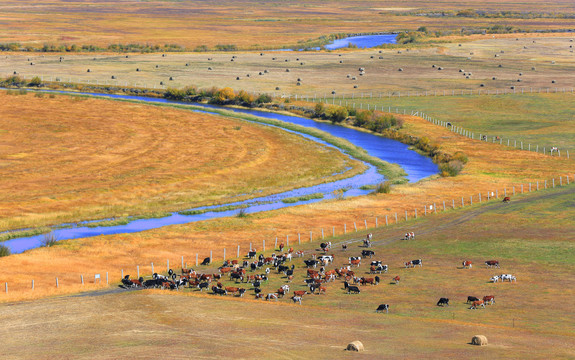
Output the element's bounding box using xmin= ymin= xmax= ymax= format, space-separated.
xmin=328 ymin=106 xmax=348 ymax=123
xmin=34 ymin=92 xmax=44 ymax=98
xmin=29 ymin=76 xmax=42 ymax=87
xmin=237 ymin=208 xmax=248 ymax=218
xmin=452 ymin=151 xmax=469 ymax=164
xmin=354 ymin=110 xmax=371 ymax=127
xmin=236 ymin=90 xmax=254 ymax=106
xmin=439 ymin=160 xmax=464 ymax=177
xmin=0 ymin=244 xmax=10 ymax=257
xmin=314 ymin=102 xmax=325 ymax=118
xmin=255 ymin=93 xmax=272 ymax=104
xmin=41 ymin=231 xmax=57 ymax=247
xmin=373 ymin=181 xmax=392 ymax=194
xmin=18 ymin=88 xmax=27 ymax=95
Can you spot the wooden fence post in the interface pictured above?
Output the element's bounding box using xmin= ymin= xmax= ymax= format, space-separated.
xmin=375 ymin=217 xmax=378 ymax=227
xmin=395 ymin=213 xmax=398 ymax=223
xmin=106 ymin=272 xmax=109 ymax=285
xmin=210 ymin=251 xmax=212 ymax=263
xmin=196 ymin=254 xmax=199 ymax=266
xmin=344 ymin=224 xmax=346 ymax=234
xmin=4 ymin=282 xmax=7 ymax=294
xmin=137 ymin=265 xmax=140 ymax=278
xmin=443 ymin=201 xmax=446 ymax=211
xmin=32 ymin=279 xmax=34 ymax=290
xmin=354 ymin=222 xmax=357 ymax=232
xmin=364 ymin=220 xmax=367 ymax=229
xmin=223 ymin=248 xmax=226 ymax=261
xmin=479 ymin=193 xmax=482 ymax=202
xmin=181 ymin=256 xmax=184 ymax=269
xmin=310 ymin=231 xmax=313 ymax=242
xmin=405 ymin=211 xmax=408 ymax=221
xmin=151 ymin=262 xmax=154 ymax=274
xmin=452 ymin=199 xmax=455 ymax=209
xmin=56 ymin=277 xmax=59 ymax=288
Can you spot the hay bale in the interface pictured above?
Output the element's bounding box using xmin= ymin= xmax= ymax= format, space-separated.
xmin=111 ymin=75 xmax=116 ymax=79
xmin=398 ymin=68 xmax=403 ymax=72
xmin=370 ymin=55 xmax=374 ymax=59
xmin=552 ymin=80 xmax=556 ymax=84
xmin=471 ymin=335 xmax=488 ymax=346
xmin=354 ymin=85 xmax=358 ymax=88
xmin=126 ymin=55 xmax=129 ymax=58
xmin=296 ymin=82 xmax=301 ymax=86
xmin=162 ymin=54 xmax=165 ymax=57
xmin=286 ymin=69 xmax=290 ymax=72
xmin=275 ymin=87 xmax=280 ymax=90
xmin=169 ymin=77 xmax=174 ymax=80
xmin=136 ymin=68 xmax=140 ymax=72
xmin=346 ymin=341 xmax=364 ymax=352
xmin=296 ymin=58 xmax=300 ymax=61
xmin=264 ymin=69 xmax=269 ymax=73
xmin=432 ymin=64 xmax=436 ymax=68
xmin=379 ymin=50 xmax=382 ymax=53
xmin=155 ymin=65 xmax=159 ymax=68
xmin=340 ymin=60 xmax=343 ymax=63
xmin=300 ymin=62 xmax=304 ymax=65
xmin=86 ymin=69 xmax=90 ymax=72
xmin=492 ymin=77 xmax=496 ymax=80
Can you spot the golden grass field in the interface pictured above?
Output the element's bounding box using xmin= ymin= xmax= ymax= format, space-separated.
xmin=0 ymin=91 xmax=363 ymax=230
xmin=1 ymin=185 xmax=574 ymax=359
xmin=1 ymin=0 xmax=574 ymax=49
xmin=1 ymin=101 xmax=573 ymax=302
xmin=5 ymin=35 xmax=574 ymax=97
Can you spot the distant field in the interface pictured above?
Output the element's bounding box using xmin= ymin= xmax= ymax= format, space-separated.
xmin=1 ymin=185 xmax=574 ymax=359
xmin=6 ymin=35 xmax=574 ymax=98
xmin=1 ymin=0 xmax=574 ymax=49
xmin=0 ymin=91 xmax=362 ymax=230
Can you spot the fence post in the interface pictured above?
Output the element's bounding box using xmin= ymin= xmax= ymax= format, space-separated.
xmin=167 ymin=259 xmax=169 ymax=272
xmin=415 ymin=209 xmax=417 ymax=219
xmin=333 ymin=227 xmax=335 ymax=237
xmin=250 ymin=242 xmax=253 ymax=251
xmin=344 ymin=224 xmax=346 ymax=234
xmin=470 ymin=196 xmax=473 ymax=205
xmin=151 ymin=262 xmax=154 ymax=274
xmin=479 ymin=193 xmax=482 ymax=202
xmin=544 ymin=180 xmax=547 ymax=189
xmin=405 ymin=211 xmax=408 ymax=221
xmin=452 ymin=199 xmax=455 ymax=209
xmin=424 ymin=206 xmax=427 ymax=216
xmin=375 ymin=217 xmax=378 ymax=227
xmin=395 ymin=213 xmax=398 ymax=223
xmin=434 ymin=203 xmax=437 ymax=214
xmin=32 ymin=279 xmax=35 ymax=290
xmin=310 ymin=231 xmax=313 ymax=242
xmin=181 ymin=256 xmax=184 ymax=269
xmin=264 ymin=239 xmax=266 ymax=251
xmin=286 ymin=236 xmax=289 ymax=247
xmin=56 ymin=277 xmax=59 ymax=288
xmin=121 ymin=269 xmax=124 ymax=278
xmin=137 ymin=265 xmax=140 ymax=278
xmin=354 ymin=222 xmax=357 ymax=231
xmin=299 ymin=233 xmax=301 ymax=244
xmin=496 ymin=190 xmax=498 ymax=198
xmin=322 ymin=229 xmax=324 ymax=239
xmin=4 ymin=282 xmax=6 ymax=294
xmin=223 ymin=248 xmax=226 ymax=261
xmin=443 ymin=201 xmax=446 ymax=211
xmin=106 ymin=272 xmax=109 ymax=285
xmin=521 ymin=184 xmax=524 ymax=193
xmin=364 ymin=219 xmax=367 ymax=229
xmin=553 ymin=178 xmax=555 ymax=188
xmin=385 ymin=215 xmax=388 ymax=226
xmin=461 ymin=197 xmax=464 ymax=207
xmin=513 ymin=186 xmax=515 ymax=195
xmin=196 ymin=253 xmax=199 ymax=266
xmin=275 ymin=237 xmax=278 ymax=248
xmin=210 ymin=250 xmax=212 ymax=263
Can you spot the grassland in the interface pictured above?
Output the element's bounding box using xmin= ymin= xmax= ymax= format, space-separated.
xmin=6 ymin=35 xmax=574 ymax=98
xmin=1 ymin=0 xmax=574 ymax=50
xmin=0 ymin=91 xmax=364 ymax=231
xmin=1 ymin=185 xmax=574 ymax=359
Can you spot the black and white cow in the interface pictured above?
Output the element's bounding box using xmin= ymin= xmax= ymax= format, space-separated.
xmin=376 ymin=304 xmax=389 ymax=313
xmin=362 ymin=250 xmax=375 ymax=258
xmin=437 ymin=298 xmax=450 ymax=306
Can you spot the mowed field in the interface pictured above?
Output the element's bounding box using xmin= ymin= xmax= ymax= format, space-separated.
xmin=1 ymin=0 xmax=574 ymax=49
xmin=0 ymin=91 xmax=363 ymax=230
xmin=6 ymin=35 xmax=574 ymax=97
xmin=1 ymin=186 xmax=574 ymax=359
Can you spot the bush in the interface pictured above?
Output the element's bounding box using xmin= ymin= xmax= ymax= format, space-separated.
xmin=354 ymin=110 xmax=371 ymax=127
xmin=34 ymin=92 xmax=44 ymax=98
xmin=452 ymin=151 xmax=469 ymax=164
xmin=255 ymin=93 xmax=272 ymax=104
xmin=29 ymin=76 xmax=42 ymax=87
xmin=439 ymin=160 xmax=464 ymax=177
xmin=314 ymin=102 xmax=325 ymax=118
xmin=373 ymin=181 xmax=392 ymax=194
xmin=236 ymin=90 xmax=254 ymax=106
xmin=41 ymin=231 xmax=57 ymax=247
xmin=328 ymin=106 xmax=348 ymax=123
xmin=0 ymin=244 xmax=10 ymax=257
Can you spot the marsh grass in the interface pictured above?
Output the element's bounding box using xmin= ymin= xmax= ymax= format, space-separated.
xmin=0 ymin=244 xmax=10 ymax=257
xmin=373 ymin=181 xmax=392 ymax=194
xmin=281 ymin=193 xmax=324 ymax=204
xmin=40 ymin=231 xmax=57 ymax=247
xmin=0 ymin=227 xmax=51 ymax=243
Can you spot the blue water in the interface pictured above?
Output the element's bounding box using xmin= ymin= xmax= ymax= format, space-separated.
xmin=324 ymin=34 xmax=397 ymax=50
xmin=2 ymin=91 xmax=437 ymax=253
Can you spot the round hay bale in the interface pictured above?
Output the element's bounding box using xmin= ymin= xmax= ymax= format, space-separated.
xmin=160 ymin=81 xmax=164 ymax=85
xmin=331 ymin=90 xmax=336 ymax=95
xmin=438 ymin=67 xmax=443 ymax=70
xmin=230 ymin=58 xmax=234 ymax=62
xmin=300 ymin=62 xmax=304 ymax=65
xmin=111 ymin=75 xmax=116 ymax=79
xmin=471 ymin=335 xmax=488 ymax=346
xmin=156 ymin=65 xmax=159 ymax=68
xmin=86 ymin=69 xmax=90 ymax=72
xmin=552 ymin=80 xmax=556 ymax=83
xmin=297 ymin=78 xmax=302 ymax=81
xmin=517 ymin=79 xmax=521 ymax=82
xmin=185 ymin=63 xmax=189 ymax=66
xmin=125 ymin=55 xmax=129 ymax=58
xmin=286 ymin=69 xmax=290 ymax=72
xmin=354 ymin=85 xmax=358 ymax=88
xmin=492 ymin=77 xmax=497 ymax=80
xmin=510 ymin=86 xmax=515 ymax=89
xmin=13 ymin=71 xmax=17 ymax=75
xmin=264 ymin=69 xmax=269 ymax=73
xmin=260 ymin=53 xmax=264 ymax=56
xmin=346 ymin=341 xmax=364 ymax=352
xmin=480 ymin=83 xmax=484 ymax=87
xmin=136 ymin=68 xmax=140 ymax=72
xmin=498 ymin=64 xmax=503 ymax=68
xmin=340 ymin=60 xmax=343 ymax=63
xmin=379 ymin=50 xmax=382 ymax=53
xmin=259 ymin=72 xmax=263 ymax=75
xmin=519 ymin=72 xmax=522 ymax=76
xmin=236 ymin=77 xmax=240 ymax=80
xmin=432 ymin=64 xmax=436 ymax=68
xmin=272 ymin=57 xmax=276 ymax=60
xmin=346 ymin=74 xmax=350 ymax=78
xmin=398 ymin=68 xmax=403 ymax=72
xmin=296 ymin=82 xmax=301 ymax=86
xmin=296 ymin=58 xmax=300 ymax=61
xmin=162 ymin=54 xmax=165 ymax=57
xmin=370 ymin=55 xmax=374 ymax=59
xmin=275 ymin=87 xmax=280 ymax=90
xmin=169 ymin=77 xmax=174 ymax=80
xmin=285 ymin=59 xmax=289 ymax=62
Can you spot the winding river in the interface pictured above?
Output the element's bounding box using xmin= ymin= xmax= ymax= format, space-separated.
xmin=3 ymin=92 xmax=438 ymax=253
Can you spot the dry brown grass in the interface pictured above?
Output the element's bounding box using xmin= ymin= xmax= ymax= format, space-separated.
xmin=0 ymin=91 xmax=362 ymax=230
xmin=1 ymin=0 xmax=574 ymax=49
xmin=0 ymin=107 xmax=573 ymax=302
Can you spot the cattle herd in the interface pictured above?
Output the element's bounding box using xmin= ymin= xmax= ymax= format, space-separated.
xmin=119 ymin=232 xmax=518 ymax=314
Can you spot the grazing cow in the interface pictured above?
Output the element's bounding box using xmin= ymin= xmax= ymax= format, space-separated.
xmin=212 ymin=286 xmax=227 ymax=295
xmin=362 ymin=250 xmax=375 ymax=258
xmin=342 ymin=244 xmax=348 ymax=251
xmin=255 ymin=293 xmax=263 ymax=300
xmin=360 ymin=277 xmax=375 ymax=286
xmin=280 ymin=284 xmax=290 ymax=294
xmin=370 ymin=264 xmax=388 ymax=274
xmin=247 ymin=251 xmax=257 ymax=259
xmin=318 ymin=255 xmax=334 ymax=263
xmin=410 ymin=259 xmax=423 ymax=267
xmin=277 ymin=288 xmax=286 ymax=298
xmin=304 ymin=259 xmax=318 ymax=268
xmin=404 ymin=232 xmax=415 ymax=240
xmin=254 ymin=288 xmax=262 ymax=294
xmin=437 ymin=298 xmax=450 ymax=306
xmin=174 ymin=278 xmax=188 ymax=290
xmin=470 ymin=300 xmax=485 ymax=309
xmin=230 ymin=272 xmax=244 ymax=283
xmin=279 ymin=243 xmax=285 ymax=252
xmin=393 ymin=276 xmax=400 ymax=284
xmin=491 ymin=275 xmax=500 ymax=283
xmin=291 ymin=295 xmax=302 ymax=304
xmin=485 ymin=260 xmax=500 ymax=268
xmin=197 ymin=282 xmax=210 ymax=291
xmin=467 ymin=296 xmax=480 ymax=304
xmin=350 ymin=259 xmax=361 ymax=267
xmin=320 ymin=242 xmax=331 ymax=252
xmin=502 ymin=196 xmax=511 ymax=203
xmin=375 ymin=276 xmax=380 ymax=285
xmin=200 ymin=257 xmax=211 ymax=266
xmin=295 ymin=250 xmax=304 ymax=257
xmin=225 ymin=287 xmax=240 ymax=294
xmin=462 ymin=261 xmax=472 ymax=269
xmin=404 ymin=261 xmax=413 ymax=268
xmin=483 ymin=295 xmax=495 ymax=305
xmin=288 ymin=247 xmax=294 ymax=254
xmin=293 ymin=290 xmax=307 ymax=297
xmin=550 ymin=146 xmax=559 ymax=155
xmin=278 ymin=265 xmax=289 ymax=273
xmin=219 ymin=267 xmax=233 ymax=274
xmin=500 ymin=274 xmax=516 ymax=282
xmin=347 ymin=286 xmax=361 ymax=294
xmin=376 ymin=304 xmax=389 ymax=313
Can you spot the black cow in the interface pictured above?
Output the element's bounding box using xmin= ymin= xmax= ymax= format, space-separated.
xmin=230 ymin=272 xmax=243 ymax=283
xmin=248 ymin=251 xmax=257 ymax=259
xmin=347 ymin=286 xmax=361 ymax=294
xmin=254 ymin=288 xmax=262 ymax=294
xmin=212 ymin=286 xmax=227 ymax=295
xmin=411 ymin=259 xmax=423 ymax=267
xmin=374 ymin=276 xmax=380 ymax=285
xmin=304 ymin=260 xmax=318 ymax=268
xmin=467 ymin=296 xmax=480 ymax=304
xmin=437 ymin=298 xmax=450 ymax=306
xmin=200 ymin=257 xmax=211 ymax=266
xmin=252 ymin=281 xmax=261 ymax=288
xmin=376 ymin=304 xmax=389 ymax=313
xmin=277 ymin=265 xmax=289 ymax=273
xmin=342 ymin=244 xmax=348 ymax=251
xmin=362 ymin=250 xmax=375 ymax=258
xmin=250 ymin=263 xmax=257 ymax=271
xmin=197 ymin=282 xmax=210 ymax=291
xmin=143 ymin=279 xmax=161 ymax=288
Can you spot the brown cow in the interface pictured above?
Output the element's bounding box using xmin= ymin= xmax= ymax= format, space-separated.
xmin=503 ymin=196 xmax=511 ymax=203
xmin=483 ymin=295 xmax=495 ymax=305
xmin=393 ymin=276 xmax=400 ymax=284
xmin=350 ymin=259 xmax=361 ymax=267
xmin=470 ymin=300 xmax=485 ymax=309
xmin=293 ymin=290 xmax=307 ymax=297
xmin=360 ymin=277 xmax=375 ymax=285
xmin=462 ymin=260 xmax=472 ymax=269
xmin=219 ymin=267 xmax=233 ymax=274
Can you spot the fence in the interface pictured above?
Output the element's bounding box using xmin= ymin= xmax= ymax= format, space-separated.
xmin=3 ymin=173 xmax=574 ymax=297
